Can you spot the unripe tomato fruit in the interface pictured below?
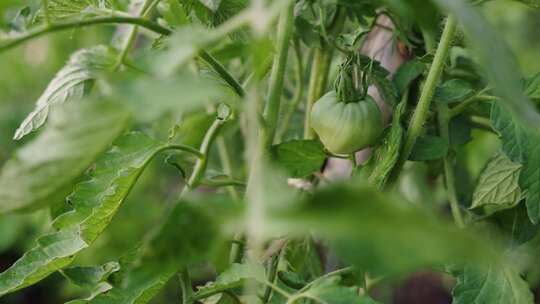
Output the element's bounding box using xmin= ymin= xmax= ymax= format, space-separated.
xmin=311 ymin=91 xmax=383 ymax=154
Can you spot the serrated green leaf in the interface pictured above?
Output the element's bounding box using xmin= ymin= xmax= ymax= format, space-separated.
xmin=0 ymin=132 xmax=164 ymax=296
xmin=491 ymin=203 xmax=540 ymax=245
xmin=471 ymin=153 xmax=523 ymax=211
xmin=71 ymin=199 xmax=227 ymax=304
xmin=193 ymin=262 xmax=266 ymax=300
xmin=271 ymin=140 xmax=326 ymax=178
xmin=44 ymin=0 xmax=115 ymax=21
xmin=392 ymin=59 xmax=426 ymax=96
xmin=298 ymin=277 xmax=381 ymax=304
xmin=452 ymin=264 xmax=534 ymax=304
xmin=513 ymin=0 xmax=540 ymax=8
xmin=179 ymin=0 xmax=247 ymax=26
xmin=449 ymin=115 xmax=473 ymax=147
xmin=66 ymin=265 xmax=177 ymax=304
xmin=432 ymin=0 xmax=540 ymax=128
xmin=14 ymin=46 xmax=118 ymax=140
xmin=62 ymin=262 xmax=120 ymax=288
xmin=281 ymin=237 xmax=323 ymax=282
xmin=491 ymin=103 xmax=531 ymax=163
xmin=409 ymin=135 xmax=448 ymax=161
xmin=524 ymin=72 xmax=540 ymax=102
xmin=434 ymin=79 xmax=475 ymax=104
xmin=0 ymin=100 xmax=129 ymax=215
xmin=519 ymin=138 xmax=540 ymax=223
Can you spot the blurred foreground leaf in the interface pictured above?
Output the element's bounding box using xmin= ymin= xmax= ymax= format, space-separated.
xmin=0 ymin=100 xmax=129 ymax=214
xmin=0 ymin=132 xmax=164 ymax=296
xmin=14 ymin=46 xmax=117 ymax=140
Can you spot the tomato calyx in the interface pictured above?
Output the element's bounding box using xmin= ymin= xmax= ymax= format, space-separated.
xmin=335 ymin=54 xmax=369 ymax=104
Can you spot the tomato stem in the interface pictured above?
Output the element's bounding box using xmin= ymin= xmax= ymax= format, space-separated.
xmin=42 ymin=0 xmax=51 ymax=27
xmin=393 ymin=15 xmax=457 ymax=178
xmin=114 ymin=0 xmax=160 ymax=71
xmin=304 ymin=47 xmax=334 ymax=139
xmin=277 ymin=39 xmax=305 ymax=142
xmin=261 ymin=2 xmax=295 ymax=147
xmin=438 ymin=104 xmax=466 ymax=228
xmin=304 ymin=8 xmax=346 ymax=139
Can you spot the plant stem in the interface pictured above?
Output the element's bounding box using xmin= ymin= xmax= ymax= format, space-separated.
xmin=0 ymin=16 xmax=172 ymax=52
xmin=392 ymin=15 xmax=457 ymax=178
xmin=304 ymin=47 xmax=333 ymax=139
xmin=216 ymin=136 xmax=246 ymax=264
xmin=167 ymin=144 xmax=204 ymax=158
xmin=303 ymin=8 xmax=345 ymax=139
xmin=182 ymin=115 xmax=228 ymax=194
xmin=277 ymin=39 xmax=304 ymax=141
xmin=200 ymin=51 xmax=245 ymax=97
xmin=262 ymin=255 xmax=280 ymax=303
xmin=179 ymin=268 xmax=193 ymax=304
xmin=0 ymin=15 xmax=245 ymax=100
xmin=217 ymin=136 xmax=241 ymax=200
xmin=297 ymin=267 xmax=354 ymax=294
xmin=261 ymin=2 xmax=295 ymax=147
xmin=438 ymin=104 xmax=465 ymax=228
xmin=449 ymin=94 xmax=498 ymax=118
xmin=42 ymin=0 xmax=51 ymax=27
xmin=114 ymin=0 xmax=160 ymax=70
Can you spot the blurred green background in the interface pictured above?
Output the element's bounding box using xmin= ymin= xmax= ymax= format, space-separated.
xmin=1 ymin=1 xmax=540 ymax=303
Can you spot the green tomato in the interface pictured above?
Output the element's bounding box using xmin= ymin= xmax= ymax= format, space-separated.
xmin=310 ymin=91 xmax=383 ymax=155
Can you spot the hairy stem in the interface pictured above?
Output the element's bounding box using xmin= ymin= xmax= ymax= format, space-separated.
xmin=166 ymin=144 xmax=204 ymax=158
xmin=0 ymin=15 xmax=244 ymax=99
xmin=261 ymin=2 xmax=295 ymax=146
xmin=182 ymin=116 xmax=228 ymax=194
xmin=303 ymin=8 xmax=345 ymax=139
xmin=304 ymin=47 xmax=333 ymax=139
xmin=200 ymin=51 xmax=245 ymax=97
xmin=392 ymin=15 xmax=457 ymax=178
xmin=42 ymin=0 xmax=51 ymax=26
xmin=0 ymin=16 xmax=172 ymax=51
xmin=114 ymin=0 xmax=160 ymax=69
xmin=449 ymin=94 xmax=498 ymax=118
xmin=262 ymin=254 xmax=280 ymax=303
xmin=216 ymin=136 xmax=246 ymax=264
xmin=438 ymin=104 xmax=465 ymax=228
xmin=179 ymin=268 xmax=194 ymax=304
xmin=277 ymin=39 xmax=305 ymax=141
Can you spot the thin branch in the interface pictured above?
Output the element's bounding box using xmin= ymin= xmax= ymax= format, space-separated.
xmin=0 ymin=16 xmax=172 ymax=52
xmin=0 ymin=15 xmax=245 ymax=98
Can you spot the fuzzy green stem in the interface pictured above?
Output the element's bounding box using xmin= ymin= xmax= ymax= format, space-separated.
xmin=304 ymin=47 xmax=333 ymax=139
xmin=0 ymin=15 xmax=245 ymax=100
xmin=182 ymin=116 xmax=228 ymax=194
xmin=114 ymin=0 xmax=160 ymax=70
xmin=200 ymin=51 xmax=245 ymax=97
xmin=216 ymin=136 xmax=246 ymax=264
xmin=449 ymin=94 xmax=498 ymax=118
xmin=0 ymin=16 xmax=172 ymax=52
xmin=393 ymin=15 xmax=457 ymax=176
xmin=179 ymin=268 xmax=194 ymax=304
xmin=303 ymin=8 xmax=345 ymax=139
xmin=277 ymin=39 xmax=304 ymax=141
xmin=42 ymin=0 xmax=51 ymax=26
xmin=262 ymin=255 xmax=280 ymax=303
xmin=261 ymin=2 xmax=295 ymax=147
xmin=167 ymin=144 xmax=204 ymax=158
xmin=438 ymin=104 xmax=465 ymax=228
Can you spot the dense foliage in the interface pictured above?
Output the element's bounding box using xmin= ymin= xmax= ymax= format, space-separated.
xmin=1 ymin=0 xmax=540 ymax=303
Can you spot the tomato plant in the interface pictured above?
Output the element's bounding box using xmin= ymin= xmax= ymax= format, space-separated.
xmin=1 ymin=0 xmax=540 ymax=303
